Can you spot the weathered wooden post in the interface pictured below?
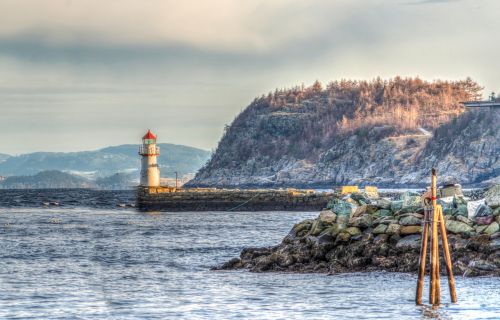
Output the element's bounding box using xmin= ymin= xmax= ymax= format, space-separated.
xmin=429 ymin=168 xmax=439 ymax=305
xmin=415 ymin=168 xmax=457 ymax=306
xmin=438 ymin=205 xmax=457 ymax=303
xmin=415 ymin=205 xmax=430 ymax=305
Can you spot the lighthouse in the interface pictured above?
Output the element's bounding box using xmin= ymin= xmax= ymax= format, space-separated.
xmin=139 ymin=129 xmax=161 ymax=187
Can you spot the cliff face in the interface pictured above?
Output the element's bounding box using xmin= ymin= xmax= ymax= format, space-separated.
xmin=188 ymin=78 xmax=498 ymax=188
xmin=414 ymin=109 xmax=499 ymax=185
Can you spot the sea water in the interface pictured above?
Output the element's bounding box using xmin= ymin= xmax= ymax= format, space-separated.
xmin=0 ymin=190 xmax=498 ymax=319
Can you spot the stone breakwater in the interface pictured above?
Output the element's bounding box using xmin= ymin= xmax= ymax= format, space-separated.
xmin=217 ymin=185 xmax=500 ymax=277
xmin=136 ymin=187 xmax=332 ymax=211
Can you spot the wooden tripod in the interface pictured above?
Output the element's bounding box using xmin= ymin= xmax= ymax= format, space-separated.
xmin=415 ymin=168 xmax=457 ymax=306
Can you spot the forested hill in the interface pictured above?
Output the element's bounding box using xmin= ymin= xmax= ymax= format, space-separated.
xmin=187 ymin=77 xmax=498 ymax=188
xmin=0 ymin=144 xmax=210 ymax=178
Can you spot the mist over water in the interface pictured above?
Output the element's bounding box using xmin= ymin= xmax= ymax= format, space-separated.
xmin=0 ymin=190 xmax=498 ymax=319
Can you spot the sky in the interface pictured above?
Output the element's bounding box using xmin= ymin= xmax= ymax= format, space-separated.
xmin=0 ymin=0 xmax=499 ymax=155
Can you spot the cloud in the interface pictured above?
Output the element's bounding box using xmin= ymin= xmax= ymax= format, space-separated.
xmin=0 ymin=0 xmax=499 ymax=154
xmin=406 ymin=0 xmax=463 ymax=4
xmin=0 ymin=0 xmax=350 ymax=53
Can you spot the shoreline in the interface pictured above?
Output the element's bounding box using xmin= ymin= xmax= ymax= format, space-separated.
xmin=216 ymin=185 xmax=500 ymax=277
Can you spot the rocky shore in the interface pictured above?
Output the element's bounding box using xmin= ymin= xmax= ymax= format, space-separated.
xmin=217 ymin=185 xmax=500 ymax=277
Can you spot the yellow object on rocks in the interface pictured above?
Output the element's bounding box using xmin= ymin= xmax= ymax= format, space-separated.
xmin=341 ymin=186 xmax=359 ymax=195
xmin=364 ymin=186 xmax=379 ymax=199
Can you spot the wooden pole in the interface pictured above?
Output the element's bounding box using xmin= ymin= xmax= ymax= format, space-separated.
xmin=416 ymin=168 xmax=457 ymax=306
xmin=416 ymin=206 xmax=430 ymax=305
xmin=435 ymin=218 xmax=441 ymax=306
xmin=429 ymin=168 xmax=439 ymax=306
xmin=437 ymin=205 xmax=457 ymax=303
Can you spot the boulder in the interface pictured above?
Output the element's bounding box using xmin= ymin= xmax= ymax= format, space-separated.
xmin=445 ymin=220 xmax=474 ymax=234
xmin=352 ymin=204 xmax=378 ymax=217
xmin=395 ymin=234 xmax=421 ymax=250
xmin=476 ymin=215 xmax=494 ymax=226
xmin=350 ymin=192 xmax=371 ymax=205
xmin=373 ymin=224 xmax=388 ymax=234
xmin=399 ymin=215 xmax=422 ymax=226
xmin=289 ymin=220 xmax=314 ymax=238
xmin=336 ymin=215 xmax=350 ymax=228
xmin=319 ymin=210 xmax=337 ymax=224
xmin=345 ymin=227 xmax=361 ymax=236
xmin=309 ymin=219 xmax=325 ymax=236
xmin=475 ymin=225 xmax=488 ymax=234
xmin=375 ymin=209 xmax=392 ymax=217
xmin=469 ymin=260 xmax=497 ymax=271
xmin=456 ymin=215 xmax=474 ymax=226
xmin=485 ymin=184 xmax=500 ymax=208
xmin=373 ymin=234 xmax=389 ymax=245
xmin=400 ymin=225 xmax=422 ymax=235
xmin=320 ymin=224 xmax=343 ymax=237
xmin=328 ymin=200 xmax=356 ymax=217
xmin=451 ymin=195 xmax=468 ymax=217
xmin=373 ymin=216 xmax=397 ymax=225
xmin=484 ymin=222 xmax=499 ymax=235
xmin=386 ymin=223 xmax=402 ymax=235
xmin=375 ymin=198 xmax=392 ymax=210
xmin=317 ymin=233 xmax=335 ymax=245
xmin=391 ymin=200 xmax=403 ymax=213
xmin=348 ymin=215 xmax=373 ymax=228
xmin=337 ymin=232 xmax=351 ymax=242
xmin=474 ymin=204 xmax=493 ymax=225
xmin=490 ymin=238 xmax=500 ymax=251
xmin=397 ymin=191 xmax=423 ymax=213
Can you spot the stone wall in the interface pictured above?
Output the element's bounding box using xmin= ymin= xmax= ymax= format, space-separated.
xmin=137 ymin=187 xmax=332 ymax=211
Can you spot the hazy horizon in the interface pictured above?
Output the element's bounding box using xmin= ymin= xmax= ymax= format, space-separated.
xmin=1 ymin=0 xmax=499 ymax=154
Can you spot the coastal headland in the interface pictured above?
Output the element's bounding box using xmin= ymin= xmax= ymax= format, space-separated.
xmin=216 ymin=185 xmax=500 ymax=277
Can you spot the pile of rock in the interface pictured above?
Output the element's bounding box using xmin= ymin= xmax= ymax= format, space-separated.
xmin=217 ymin=185 xmax=500 ymax=277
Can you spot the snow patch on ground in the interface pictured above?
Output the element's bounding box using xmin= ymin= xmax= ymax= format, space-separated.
xmin=418 ymin=127 xmax=432 ymax=136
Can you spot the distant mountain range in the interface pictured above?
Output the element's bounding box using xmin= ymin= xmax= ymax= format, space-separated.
xmin=0 ymin=144 xmax=211 ymax=189
xmin=0 ymin=171 xmax=137 ymax=190
xmin=0 ymin=170 xmax=96 ymax=189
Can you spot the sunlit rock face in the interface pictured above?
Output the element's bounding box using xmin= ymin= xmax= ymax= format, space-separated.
xmin=188 ymin=78 xmax=498 ymax=188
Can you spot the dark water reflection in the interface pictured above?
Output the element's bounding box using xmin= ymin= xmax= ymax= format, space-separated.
xmin=0 ymin=192 xmax=498 ymax=319
xmin=0 ymin=189 xmax=136 ymax=209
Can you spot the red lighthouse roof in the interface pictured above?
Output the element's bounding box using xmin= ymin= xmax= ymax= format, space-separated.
xmin=142 ymin=129 xmax=157 ymax=140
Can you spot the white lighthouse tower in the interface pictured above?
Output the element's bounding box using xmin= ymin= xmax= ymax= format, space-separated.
xmin=139 ymin=129 xmax=161 ymax=187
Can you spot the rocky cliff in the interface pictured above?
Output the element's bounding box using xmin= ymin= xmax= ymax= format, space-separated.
xmin=188 ymin=77 xmax=498 ymax=188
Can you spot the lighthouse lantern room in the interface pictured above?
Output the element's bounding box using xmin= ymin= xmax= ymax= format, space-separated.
xmin=139 ymin=129 xmax=161 ymax=187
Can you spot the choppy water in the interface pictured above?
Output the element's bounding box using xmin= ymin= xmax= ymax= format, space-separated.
xmin=0 ymin=190 xmax=499 ymax=319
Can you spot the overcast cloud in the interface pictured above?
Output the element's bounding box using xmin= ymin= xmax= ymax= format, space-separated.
xmin=0 ymin=0 xmax=498 ymax=154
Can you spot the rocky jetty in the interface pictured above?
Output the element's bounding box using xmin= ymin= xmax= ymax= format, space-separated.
xmin=137 ymin=187 xmax=332 ymax=211
xmin=217 ymin=185 xmax=500 ymax=277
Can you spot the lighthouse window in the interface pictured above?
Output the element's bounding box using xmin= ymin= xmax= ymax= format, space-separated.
xmin=144 ymin=139 xmax=155 ymax=144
